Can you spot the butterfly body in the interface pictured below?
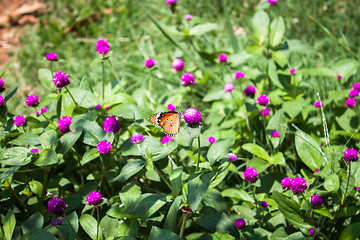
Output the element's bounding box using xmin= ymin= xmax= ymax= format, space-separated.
xmin=149 ymin=111 xmax=182 ymax=136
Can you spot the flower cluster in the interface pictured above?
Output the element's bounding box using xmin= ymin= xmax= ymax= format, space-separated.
xmin=311 ymin=194 xmax=324 ymax=206
xmin=208 ymin=137 xmax=216 ymax=145
xmin=181 ymin=73 xmax=195 ymax=86
xmin=25 ymin=95 xmax=39 ymax=107
xmin=235 ymin=218 xmax=246 ymax=229
xmin=281 ymin=176 xmax=307 ymax=194
xmin=244 ymin=85 xmax=256 ymax=97
xmin=224 ymin=82 xmax=234 ymax=93
xmin=130 ymin=133 xmax=145 ymax=144
xmin=14 ymin=115 xmax=26 ymax=127
xmin=343 ymin=148 xmax=358 ymax=162
xmin=167 ymin=104 xmax=176 ymax=111
xmin=46 ymin=52 xmax=58 ymax=61
xmin=259 ymin=108 xmax=270 ymax=117
xmin=48 ymin=197 xmax=68 ymax=215
xmin=226 ymin=153 xmax=237 ymax=162
xmin=161 ymin=136 xmax=175 ymax=144
xmin=235 ymin=71 xmax=245 ymax=79
xmin=86 ymin=192 xmax=102 ymax=206
xmin=183 ymin=108 xmax=202 ymax=125
xmin=53 ymin=72 xmax=70 ymax=88
xmin=103 ymin=116 xmax=120 ymax=134
xmin=172 ymin=59 xmax=184 ymax=71
xmin=97 ymin=140 xmax=113 ymax=154
xmin=243 ymin=168 xmax=258 ymax=182
xmin=96 ymin=39 xmax=110 ymax=55
xmin=58 ymin=116 xmax=72 ymax=134
xmin=314 ymin=101 xmax=323 ymax=108
xmin=145 ymin=58 xmax=156 ymax=68
xmin=218 ymin=53 xmax=228 ymax=63
xmin=257 ymin=94 xmax=270 ymax=106
xmin=271 ymin=131 xmax=280 ymax=138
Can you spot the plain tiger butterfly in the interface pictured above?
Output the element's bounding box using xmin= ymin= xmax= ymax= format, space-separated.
xmin=149 ymin=111 xmax=182 ymax=136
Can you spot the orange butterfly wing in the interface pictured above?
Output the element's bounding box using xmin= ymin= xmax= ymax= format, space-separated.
xmin=149 ymin=111 xmax=181 ymax=136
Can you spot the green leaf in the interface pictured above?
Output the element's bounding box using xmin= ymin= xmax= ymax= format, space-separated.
xmin=152 ymin=140 xmax=178 ymax=161
xmin=269 ymin=17 xmax=285 ymax=47
xmin=0 ymin=101 xmax=8 ymax=125
xmin=29 ymin=180 xmax=43 ymax=196
xmin=3 ymin=209 xmax=15 ymax=240
xmin=164 ymin=196 xmax=182 ymax=232
xmin=71 ymin=119 xmax=105 ymax=146
xmin=340 ymin=222 xmax=360 ymax=240
xmin=80 ymin=214 xmax=102 ymax=240
xmin=20 ymin=229 xmax=57 ymax=240
xmin=252 ymin=9 xmax=269 ymax=43
xmin=8 ymin=132 xmax=40 ymax=146
xmin=100 ymin=215 xmax=121 ymax=239
xmin=37 ymin=68 xmax=52 ymax=89
xmin=207 ymin=136 xmax=235 ymax=165
xmin=148 ymin=226 xmax=182 ymax=240
xmin=21 ymin=212 xmax=44 ymax=234
xmin=221 ymin=0 xmax=239 ymax=52
xmin=272 ymin=51 xmax=288 ymax=67
xmin=336 ymin=108 xmax=358 ymax=131
xmin=188 ymin=171 xmax=216 ymax=211
xmin=298 ymin=68 xmax=337 ymax=77
xmin=59 ymin=211 xmax=79 ymax=240
xmin=268 ymin=59 xmax=282 ymax=88
xmin=1 ymin=147 xmax=31 ymax=166
xmin=81 ymin=148 xmax=100 ymax=165
xmin=71 ymin=88 xmax=97 ymax=108
xmin=40 ymin=130 xmax=58 ymax=149
xmin=272 ymin=191 xmax=312 ymax=229
xmin=282 ymin=97 xmax=307 ymax=119
xmin=324 ymin=173 xmax=339 ymax=192
xmin=34 ymin=149 xmax=59 ymax=166
xmin=107 ymin=104 xmax=153 ymax=120
xmin=189 ymin=23 xmax=218 ymax=36
xmin=170 ymin=167 xmax=183 ymax=194
xmin=0 ymin=60 xmax=13 ymax=77
xmin=119 ymin=183 xmax=142 ymax=208
xmin=111 ymin=160 xmax=146 ymax=182
xmin=5 ymin=86 xmax=18 ymax=102
xmin=57 ymin=129 xmax=82 ymax=155
xmin=222 ymin=188 xmax=253 ymax=203
xmin=0 ymin=166 xmax=20 ymax=182
xmin=314 ymin=208 xmax=333 ymax=219
xmin=267 ymin=110 xmax=286 ymax=149
xmin=178 ymin=125 xmax=201 ymax=148
xmin=242 ymin=143 xmax=271 ymax=161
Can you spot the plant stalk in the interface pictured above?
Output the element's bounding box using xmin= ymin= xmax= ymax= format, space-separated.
xmin=96 ymin=207 xmax=100 ymax=240
xmin=64 ymin=213 xmax=79 ymax=240
xmin=179 ymin=213 xmax=188 ymax=238
xmin=102 ymin=61 xmax=105 ymax=104
xmin=64 ymin=85 xmax=78 ymax=107
xmin=196 ymin=136 xmax=201 ymax=171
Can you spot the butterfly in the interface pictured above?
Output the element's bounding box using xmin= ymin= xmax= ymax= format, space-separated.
xmin=149 ymin=111 xmax=182 ymax=136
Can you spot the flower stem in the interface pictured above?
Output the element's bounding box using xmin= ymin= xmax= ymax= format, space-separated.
xmin=41 ymin=166 xmax=50 ymax=201
xmin=252 ymin=185 xmax=261 ymax=226
xmin=50 ymin=62 xmax=54 ymax=79
xmin=64 ymin=213 xmax=79 ymax=240
xmin=342 ymin=161 xmax=351 ymax=205
xmin=64 ymin=86 xmax=78 ymax=107
xmin=196 ymin=136 xmax=201 ymax=171
xmin=56 ymin=227 xmax=65 ymax=240
xmin=148 ymin=71 xmax=153 ymax=93
xmin=96 ymin=207 xmax=100 ymax=240
xmin=154 ymin=163 xmax=174 ymax=193
xmin=102 ymin=61 xmax=105 ymax=104
xmin=190 ymin=87 xmax=196 ymax=108
xmin=179 ymin=213 xmax=188 ymax=238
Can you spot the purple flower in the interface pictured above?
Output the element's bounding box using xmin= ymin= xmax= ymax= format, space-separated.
xmin=95 ymin=104 xmax=101 ymax=110
xmin=0 ymin=96 xmax=4 ymax=107
xmin=227 ymin=153 xmax=238 ymax=162
xmin=51 ymin=219 xmax=63 ymax=226
xmin=97 ymin=140 xmax=113 ymax=155
xmin=314 ymin=101 xmax=323 ymax=108
xmin=30 ymin=148 xmax=39 ymax=154
xmin=289 ymin=68 xmax=296 ymax=75
xmin=271 ymin=131 xmax=280 ymax=138
xmin=183 ymin=108 xmax=202 ymax=125
xmin=257 ymin=94 xmax=270 ymax=106
xmin=235 ymin=71 xmax=245 ymax=79
xmin=105 ymin=106 xmax=111 ymax=111
xmin=244 ymin=85 xmax=256 ymax=97
xmin=161 ymin=136 xmax=175 ymax=144
xmin=26 ymin=95 xmax=39 ymax=107
xmin=48 ymin=197 xmax=68 ymax=215
xmin=172 ymin=59 xmax=184 ymax=71
xmin=96 ymin=39 xmax=110 ymax=55
xmin=208 ymin=137 xmax=216 ymax=145
xmin=356 ymin=186 xmax=360 ymax=193
xmin=0 ymin=78 xmax=4 ymax=89
xmin=14 ymin=115 xmax=26 ymax=127
xmin=349 ymin=90 xmax=359 ymax=98
xmin=345 ymin=98 xmax=356 ymax=108
xmin=53 ymin=72 xmax=70 ymax=88
xmin=181 ymin=73 xmax=195 ymax=86
xmin=218 ymin=53 xmax=228 ymax=63
xmin=144 ymin=58 xmax=156 ymax=68
xmin=281 ymin=177 xmax=293 ymax=190
xmin=261 ymin=201 xmax=268 ymax=207
xmin=184 ymin=14 xmax=192 ymax=20
xmin=181 ymin=205 xmax=193 ymax=215
xmin=268 ymin=0 xmax=278 ymax=4
xmin=259 ymin=108 xmax=270 ymax=117
xmin=290 ymin=177 xmax=307 ymax=194
xmin=130 ymin=133 xmax=145 ymax=144
xmin=343 ymin=148 xmax=358 ymax=162
xmin=103 ymin=116 xmax=120 ymax=134
xmin=337 ymin=75 xmax=342 ymax=80
xmin=309 ymin=228 xmax=315 ymax=236
xmin=58 ymin=116 xmax=72 ymax=134
xmin=353 ymin=82 xmax=360 ymax=91
xmin=243 ymin=168 xmax=258 ymax=182
xmin=167 ymin=104 xmax=176 ymax=111
xmin=224 ymin=82 xmax=234 ymax=93
xmin=165 ymin=0 xmax=177 ymax=4
xmin=87 ymin=192 xmax=102 ymax=206
xmin=311 ymin=194 xmax=323 ymax=206
xmin=235 ymin=218 xmax=246 ymax=229
xmin=315 ymin=168 xmax=319 ymax=173
xmin=41 ymin=107 xmax=48 ymax=114
xmin=46 ymin=52 xmax=58 ymax=61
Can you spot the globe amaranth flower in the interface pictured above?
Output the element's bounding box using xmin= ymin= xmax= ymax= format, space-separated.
xmin=243 ymin=168 xmax=258 ymax=182
xmin=161 ymin=136 xmax=175 ymax=144
xmin=261 ymin=201 xmax=268 ymax=207
xmin=46 ymin=52 xmax=58 ymax=61
xmin=26 ymin=95 xmax=39 ymax=107
xmin=14 ymin=115 xmax=26 ymax=127
xmin=218 ymin=53 xmax=228 ymax=63
xmin=103 ymin=116 xmax=120 ymax=134
xmin=97 ymin=140 xmax=113 ymax=154
xmin=184 ymin=14 xmax=192 ymax=20
xmin=281 ymin=177 xmax=293 ymax=190
xmin=51 ymin=219 xmax=63 ymax=227
xmin=235 ymin=218 xmax=246 ymax=229
xmin=183 ymin=108 xmax=202 ymax=125
xmin=58 ymin=116 xmax=72 ymax=134
xmin=290 ymin=177 xmax=307 ymax=194
xmin=167 ymin=104 xmax=176 ymax=111
xmin=257 ymin=94 xmax=270 ymax=106
xmin=144 ymin=58 xmax=156 ymax=68
xmin=208 ymin=136 xmax=216 ymax=145
xmin=130 ymin=133 xmax=145 ymax=144
xmin=337 ymin=75 xmax=342 ymax=80
xmin=349 ymin=89 xmax=359 ymax=98
xmin=315 ymin=168 xmax=319 ymax=173
xmin=0 ymin=78 xmax=5 ymax=89
xmin=311 ymin=194 xmax=323 ymax=206
xmin=345 ymin=98 xmax=356 ymax=108
xmin=86 ymin=192 xmax=102 ymax=206
xmin=356 ymin=186 xmax=360 ymax=193
xmin=48 ymin=197 xmax=68 ymax=215
xmin=96 ymin=39 xmax=110 ymax=55
xmin=95 ymin=104 xmax=101 ymax=110
xmin=181 ymin=205 xmax=193 ymax=215
xmin=343 ymin=148 xmax=358 ymax=162
xmin=41 ymin=107 xmax=48 ymax=114
xmin=309 ymin=228 xmax=315 ymax=236
xmin=353 ymin=82 xmax=360 ymax=91
xmin=314 ymin=101 xmax=323 ymax=108
xmin=0 ymin=96 xmax=4 ymax=106
xmin=271 ymin=130 xmax=280 ymax=138
xmin=224 ymin=82 xmax=234 ymax=93
xmin=227 ymin=153 xmax=237 ymax=162
xmin=53 ymin=72 xmax=70 ymax=88
xmin=259 ymin=108 xmax=270 ymax=117
xmin=181 ymin=73 xmax=195 ymax=86
xmin=165 ymin=0 xmax=177 ymax=4
xmin=172 ymin=59 xmax=184 ymax=71
xmin=289 ymin=68 xmax=296 ymax=75
xmin=235 ymin=71 xmax=245 ymax=79
xmin=244 ymin=85 xmax=256 ymax=97
xmin=30 ymin=148 xmax=39 ymax=154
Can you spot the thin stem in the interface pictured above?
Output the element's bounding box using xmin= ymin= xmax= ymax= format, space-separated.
xmin=50 ymin=62 xmax=54 ymax=78
xmin=196 ymin=136 xmax=201 ymax=171
xmin=318 ymin=230 xmax=330 ymax=240
xmin=153 ymin=164 xmax=174 ymax=193
xmin=342 ymin=161 xmax=351 ymax=205
xmin=96 ymin=207 xmax=100 ymax=240
xmin=102 ymin=61 xmax=105 ymax=104
xmin=63 ymin=213 xmax=79 ymax=240
xmin=7 ymin=184 xmax=27 ymax=212
xmin=64 ymin=86 xmax=78 ymax=107
xmin=41 ymin=166 xmax=50 ymax=200
xmin=252 ymin=185 xmax=261 ymax=226
xmin=212 ymin=160 xmax=231 ymax=183
xmin=38 ymin=108 xmax=57 ymax=128
xmin=179 ymin=213 xmax=188 ymax=238
xmin=190 ymin=87 xmax=196 ymax=108
xmin=56 ymin=226 xmax=65 ymax=240
xmin=108 ymin=59 xmax=122 ymax=87
xmin=148 ymin=71 xmax=153 ymax=93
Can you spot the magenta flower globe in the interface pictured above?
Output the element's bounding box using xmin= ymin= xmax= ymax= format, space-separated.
xmin=271 ymin=130 xmax=280 ymax=138
xmin=51 ymin=219 xmax=63 ymax=226
xmin=0 ymin=78 xmax=4 ymax=89
xmin=257 ymin=94 xmax=270 ymax=106
xmin=268 ymin=0 xmax=278 ymax=4
xmin=259 ymin=108 xmax=270 ymax=117
xmin=14 ymin=115 xmax=26 ymax=127
xmin=208 ymin=136 xmax=216 ymax=145
xmin=227 ymin=153 xmax=238 ymax=162
xmin=48 ymin=197 xmax=68 ymax=215
xmin=103 ymin=116 xmax=120 ymax=134
xmin=235 ymin=71 xmax=245 ymax=79
xmin=261 ymin=201 xmax=268 ymax=207
xmin=87 ymin=192 xmax=102 ymax=206
xmin=184 ymin=14 xmax=192 ymax=20
xmin=46 ymin=52 xmax=58 ymax=61
xmin=345 ymin=98 xmax=356 ymax=108
xmin=289 ymin=68 xmax=296 ymax=75
xmin=343 ymin=148 xmax=358 ymax=162
xmin=161 ymin=136 xmax=175 ymax=144
xmin=30 ymin=148 xmax=39 ymax=154
xmin=281 ymin=177 xmax=292 ymax=190
xmin=290 ymin=177 xmax=307 ymax=194
xmin=356 ymin=186 xmax=360 ymax=193
xmin=181 ymin=73 xmax=195 ymax=86
xmin=349 ymin=89 xmax=359 ymax=98
xmin=183 ymin=108 xmax=202 ymax=126
xmin=58 ymin=116 xmax=72 ymax=134
xmin=165 ymin=0 xmax=177 ymax=4
xmin=144 ymin=58 xmax=156 ymax=68
xmin=41 ymin=107 xmax=48 ymax=114
xmin=0 ymin=96 xmax=4 ymax=106
xmin=235 ymin=218 xmax=246 ymax=229
xmin=218 ymin=53 xmax=228 ymax=63
xmin=25 ymin=95 xmax=39 ymax=107
xmin=97 ymin=140 xmax=113 ymax=155
xmin=353 ymin=82 xmax=360 ymax=91
xmin=130 ymin=133 xmax=145 ymax=144
xmin=311 ymin=194 xmax=323 ymax=206
xmin=167 ymin=104 xmax=176 ymax=111
xmin=96 ymin=39 xmax=110 ymax=55
xmin=314 ymin=101 xmax=323 ymax=108
xmin=172 ymin=59 xmax=184 ymax=71
xmin=224 ymin=82 xmax=234 ymax=93
xmin=243 ymin=168 xmax=258 ymax=182
xmin=53 ymin=72 xmax=70 ymax=88
xmin=244 ymin=85 xmax=256 ymax=97
xmin=95 ymin=104 xmax=101 ymax=110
